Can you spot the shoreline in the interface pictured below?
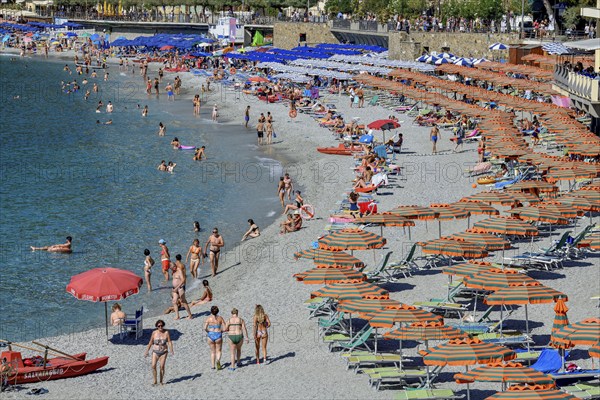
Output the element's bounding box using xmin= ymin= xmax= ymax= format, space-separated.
xmin=1 ymin=47 xmax=598 ymax=400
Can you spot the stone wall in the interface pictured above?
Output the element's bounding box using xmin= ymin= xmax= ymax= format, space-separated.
xmin=389 ymin=31 xmax=520 ymax=60
xmin=273 ymin=22 xmax=339 ymax=49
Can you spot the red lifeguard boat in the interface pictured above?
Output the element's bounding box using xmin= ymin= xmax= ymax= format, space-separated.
xmin=317 ymin=143 xmax=363 ymax=156
xmin=1 ymin=346 xmax=108 ymax=384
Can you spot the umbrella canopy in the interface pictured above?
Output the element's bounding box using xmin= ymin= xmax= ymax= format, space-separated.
xmin=160 ymin=45 xmax=174 ymax=50
xmin=463 ymin=269 xmax=537 ymax=291
xmin=310 ymin=282 xmax=389 ymax=300
xmin=485 ymin=282 xmax=567 ymax=306
xmin=462 ymin=192 xmax=519 ymax=206
xmin=552 ymin=318 xmax=600 ymax=347
xmin=422 ymin=337 xmax=516 ymax=366
xmin=66 ymin=267 xmax=142 ymax=302
xmin=489 ymin=43 xmax=509 ymax=50
xmin=546 ymin=168 xmax=595 ymax=183
xmin=556 ymin=196 xmax=599 ymax=212
xmin=293 ymin=248 xmax=365 ymax=269
xmin=579 ymin=232 xmax=600 ymax=250
xmin=589 ymin=343 xmax=600 ymax=359
xmin=442 ymin=261 xmax=493 ymax=278
xmin=450 ymin=232 xmax=511 ymax=251
xmin=318 ymin=228 xmax=386 ymax=251
xmin=367 ymin=119 xmax=401 ymax=131
xmin=293 ymin=268 xmax=365 ymax=284
xmin=453 ymin=201 xmax=499 ymax=216
xmin=430 ymin=204 xmax=470 ymax=220
xmin=471 ymin=217 xmax=538 ymax=236
xmin=509 ymin=192 xmax=541 ymax=205
xmin=384 ymin=320 xmax=468 ymax=341
xmin=248 ymin=76 xmax=269 ymax=83
xmin=363 ymin=304 xmax=442 ymax=328
xmin=454 ymin=361 xmax=554 ymax=385
xmin=507 ymin=181 xmax=558 ymax=193
xmin=509 ymin=207 xmax=569 ymax=225
xmin=66 ymin=267 xmax=143 ymax=338
xmin=338 ymin=298 xmax=403 ymax=313
xmin=420 ymin=238 xmax=489 ymax=259
xmin=485 ymin=384 xmax=576 ymax=399
xmin=535 ymin=202 xmax=582 ymax=219
xmin=388 ymin=205 xmax=438 ymax=220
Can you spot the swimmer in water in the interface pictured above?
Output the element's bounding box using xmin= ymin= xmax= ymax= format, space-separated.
xmin=193 ymin=146 xmax=205 ymax=161
xmin=158 ymin=122 xmax=166 ymax=136
xmin=31 ymin=236 xmax=73 ymax=253
xmin=142 ymin=105 xmax=148 ymax=117
xmin=171 ymin=137 xmax=180 ymax=149
xmin=158 ymin=160 xmax=167 ymax=171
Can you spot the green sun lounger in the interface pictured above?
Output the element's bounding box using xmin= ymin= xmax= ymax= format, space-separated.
xmin=347 ymin=354 xmax=404 ymax=370
xmin=394 ymin=388 xmax=464 ymax=400
xmin=365 ymin=368 xmax=427 ymax=390
xmin=323 ymin=333 xmax=350 ymax=342
xmin=514 ymin=350 xmax=542 ymax=363
xmin=562 ymin=382 xmax=600 ymax=399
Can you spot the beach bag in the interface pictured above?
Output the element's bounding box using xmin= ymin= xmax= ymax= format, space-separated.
xmin=353 ymin=96 xmax=359 ymax=104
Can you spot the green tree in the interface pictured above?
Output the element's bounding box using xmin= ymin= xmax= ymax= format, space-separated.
xmin=325 ymin=0 xmax=353 ymax=15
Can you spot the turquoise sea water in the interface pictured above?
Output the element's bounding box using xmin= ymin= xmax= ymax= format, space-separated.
xmin=0 ymin=55 xmax=285 ymax=341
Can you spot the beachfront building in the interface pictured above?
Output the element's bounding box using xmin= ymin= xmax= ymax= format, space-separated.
xmin=552 ymin=0 xmax=600 ymax=134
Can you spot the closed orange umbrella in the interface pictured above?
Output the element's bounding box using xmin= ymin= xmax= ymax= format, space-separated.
xmin=550 ymin=299 xmax=571 ymax=349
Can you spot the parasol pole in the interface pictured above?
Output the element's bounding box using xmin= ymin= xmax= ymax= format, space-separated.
xmin=438 ymin=220 xmax=442 ymax=238
xmin=466 ymin=365 xmax=471 ymax=400
xmin=525 ymin=304 xmax=530 ymax=352
xmin=105 ymin=302 xmax=109 ymax=338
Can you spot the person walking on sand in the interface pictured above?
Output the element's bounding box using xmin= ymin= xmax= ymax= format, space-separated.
xmin=143 ymin=249 xmax=154 ymax=292
xmin=204 ymin=306 xmax=226 ymax=370
xmin=283 ymin=173 xmax=293 ymax=200
xmin=253 ymin=305 xmax=271 ymax=365
xmin=186 ymin=239 xmax=203 ymax=279
xmin=277 ymin=177 xmax=286 ymax=208
xmin=158 ymin=239 xmax=171 ymax=282
xmin=171 ymin=255 xmax=192 ymax=320
xmin=31 ymin=236 xmax=72 ymax=253
xmin=430 ymin=124 xmax=440 ymax=154
xmin=144 ymin=320 xmax=173 ymax=386
xmin=225 ymin=308 xmax=249 ymax=371
xmin=244 ymin=105 xmax=250 ymax=128
xmin=241 ymin=219 xmax=260 ymax=241
xmin=204 ymin=228 xmax=224 ymax=277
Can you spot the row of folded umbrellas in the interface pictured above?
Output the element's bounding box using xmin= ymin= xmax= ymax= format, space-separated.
xmin=356 ymin=74 xmax=599 ymax=158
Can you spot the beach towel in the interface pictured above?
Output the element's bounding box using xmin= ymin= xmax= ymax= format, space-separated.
xmin=358 ymin=201 xmax=377 ymax=215
xmin=371 ymin=172 xmax=388 ymax=187
xmin=531 ymin=349 xmax=569 ymax=374
xmin=373 ymin=145 xmax=387 ymax=159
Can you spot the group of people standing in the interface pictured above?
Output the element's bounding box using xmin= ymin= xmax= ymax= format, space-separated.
xmin=145 ymin=304 xmax=271 ymax=384
xmin=245 ymin=106 xmax=275 ymax=145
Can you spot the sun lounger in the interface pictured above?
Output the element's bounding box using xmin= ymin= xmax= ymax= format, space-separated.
xmin=363 ymin=368 xmax=428 ymax=390
xmin=318 ymin=312 xmax=348 ymax=335
xmin=562 ymin=382 xmax=600 ymax=399
xmin=394 ymin=389 xmax=464 ymax=400
xmin=550 ymin=370 xmax=600 ymax=384
xmin=346 ymin=354 xmax=404 ymax=370
xmin=448 ymin=321 xmax=501 ymax=334
xmin=514 ymin=349 xmax=542 ymax=364
xmin=329 ymin=326 xmax=374 ymax=352
xmin=476 ymin=332 xmax=533 ymax=347
xmin=413 ymin=301 xmax=469 ymax=319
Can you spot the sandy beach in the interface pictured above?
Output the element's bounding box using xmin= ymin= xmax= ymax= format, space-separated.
xmin=1 ymin=48 xmax=599 ymax=400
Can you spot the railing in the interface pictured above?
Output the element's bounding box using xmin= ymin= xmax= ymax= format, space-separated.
xmin=331 ymin=19 xmax=351 ymax=29
xmin=554 ymin=64 xmax=600 ymax=103
xmin=358 ymin=20 xmax=378 ymax=32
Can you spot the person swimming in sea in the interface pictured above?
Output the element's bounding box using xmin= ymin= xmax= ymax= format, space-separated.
xmin=31 ymin=236 xmax=72 ymax=253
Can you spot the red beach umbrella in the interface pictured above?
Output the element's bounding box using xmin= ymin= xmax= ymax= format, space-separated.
xmin=66 ymin=267 xmax=143 ymax=337
xmin=160 ymin=45 xmax=174 ymax=51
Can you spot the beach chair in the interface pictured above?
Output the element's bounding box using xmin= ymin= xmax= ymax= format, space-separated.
xmin=384 ymin=244 xmax=419 ymax=279
xmin=329 ymin=326 xmax=374 ymax=352
xmin=365 ymin=251 xmax=394 ymax=282
xmin=121 ymin=306 xmax=143 ymax=340
xmin=562 ymin=382 xmax=600 ymax=399
xmin=514 ymin=349 xmax=542 ymax=364
xmin=363 ymin=367 xmax=428 ymax=390
xmin=368 ymin=95 xmax=379 ymax=106
xmin=394 ymin=389 xmax=464 ymax=400
xmin=306 ymin=297 xmax=336 ymax=319
xmin=413 ymin=301 xmax=469 ymax=319
xmin=318 ymin=312 xmax=347 ymax=335
xmin=476 ymin=332 xmax=533 ymax=347
xmin=346 ymin=353 xmax=406 ymax=371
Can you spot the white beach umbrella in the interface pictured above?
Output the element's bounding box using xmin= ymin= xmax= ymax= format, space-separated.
xmin=489 ymin=42 xmax=508 ymax=50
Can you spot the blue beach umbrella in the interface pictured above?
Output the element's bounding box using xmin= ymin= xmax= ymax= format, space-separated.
xmin=489 ymin=42 xmax=508 ymax=50
xmin=425 ymin=55 xmax=439 ymax=64
xmin=435 ymin=57 xmax=451 ymax=65
xmin=416 ymin=55 xmax=428 ymax=62
xmin=454 ymin=58 xmax=473 ymax=67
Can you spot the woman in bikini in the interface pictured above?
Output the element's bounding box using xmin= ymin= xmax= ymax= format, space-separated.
xmin=241 ymin=219 xmax=260 ymax=241
xmin=143 ymin=249 xmax=154 ymax=292
xmin=170 ymin=137 xmax=180 ymax=149
xmin=204 ymin=228 xmax=224 ymax=277
xmin=204 ymin=306 xmax=226 ymax=370
xmin=283 ymin=173 xmax=293 ymax=200
xmin=190 ymin=279 xmax=213 ymax=307
xmin=144 ymin=320 xmax=173 ymax=386
xmin=186 ymin=239 xmax=203 ymax=279
xmin=31 ymin=236 xmax=72 ymax=253
xmin=253 ymin=305 xmax=271 ymax=365
xmin=277 ymin=177 xmax=286 ymax=208
xmin=158 ymin=239 xmax=170 ymax=282
xmin=283 ymin=190 xmax=303 ymax=215
xmin=158 ymin=122 xmax=166 ymax=136
xmin=225 ymin=308 xmax=249 ymax=371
